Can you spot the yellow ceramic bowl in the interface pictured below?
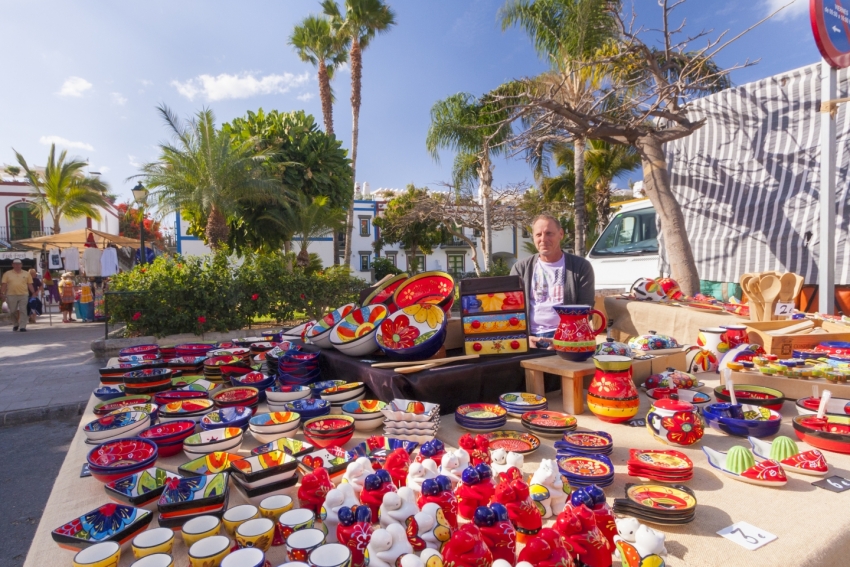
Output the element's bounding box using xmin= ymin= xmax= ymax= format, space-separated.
xmin=182 ymin=515 xmax=222 ymax=548
xmin=259 ymin=494 xmax=293 ymax=521
xmin=235 ymin=517 xmax=275 ymax=553
xmin=130 ymin=553 xmax=174 ymax=567
xmin=73 ymin=541 xmax=121 ymax=567
xmin=222 ymin=504 xmax=259 ymax=536
xmin=132 ymin=527 xmax=175 ymax=559
xmin=188 ymin=535 xmax=230 ymax=567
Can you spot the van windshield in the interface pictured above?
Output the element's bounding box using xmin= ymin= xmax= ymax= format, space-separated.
xmin=590 ymin=207 xmax=658 ymax=256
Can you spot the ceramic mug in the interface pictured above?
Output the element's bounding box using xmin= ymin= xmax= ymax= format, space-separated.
xmin=221 ymin=547 xmax=265 ymax=567
xmin=223 ymin=505 xmax=260 ymax=536
xmin=132 ymin=527 xmax=174 ymax=559
xmin=278 ymin=508 xmax=315 ymax=540
xmin=308 ymin=543 xmax=352 ymax=567
xmin=286 ymin=528 xmax=327 ymax=562
xmin=73 ymin=541 xmax=121 ymax=567
xmin=236 ymin=518 xmax=276 ymax=553
xmin=697 ymin=327 xmax=729 ymax=365
xmin=182 ymin=515 xmax=222 ymax=548
xmin=259 ymin=494 xmax=294 ymax=522
xmin=720 ymin=325 xmax=749 ymax=349
xmin=646 ymin=398 xmax=704 ymax=447
xmin=188 ymin=535 xmax=231 ymax=567
xmin=130 ymin=554 xmax=174 ymax=567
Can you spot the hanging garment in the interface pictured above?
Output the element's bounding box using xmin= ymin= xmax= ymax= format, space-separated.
xmin=48 ymin=248 xmax=63 ymax=269
xmin=100 ymin=248 xmax=119 ymax=277
xmin=83 ymin=248 xmax=103 ymax=277
xmin=62 ymin=247 xmax=80 ymax=271
xmin=80 ymin=283 xmax=93 ymax=303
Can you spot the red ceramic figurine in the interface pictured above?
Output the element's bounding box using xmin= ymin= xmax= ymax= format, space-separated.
xmin=298 ymin=466 xmax=333 ymax=515
xmin=417 ymin=439 xmax=446 ymax=467
xmin=360 ymin=470 xmax=397 ymax=521
xmin=337 ymin=505 xmax=373 ymax=567
xmin=458 ymin=434 xmax=491 ymax=466
xmin=383 ymin=447 xmax=411 ymax=489
xmin=585 ymin=485 xmax=617 ymax=548
xmin=417 ymin=475 xmax=458 ymax=529
xmin=492 ymin=467 xmax=541 ymax=542
xmin=555 ymin=504 xmax=612 ymax=567
xmin=473 ymin=503 xmax=516 ymax=565
xmin=456 ymin=467 xmax=495 ymax=520
xmin=442 ymin=523 xmax=494 ymax=567
xmin=518 ymin=527 xmax=575 ymax=567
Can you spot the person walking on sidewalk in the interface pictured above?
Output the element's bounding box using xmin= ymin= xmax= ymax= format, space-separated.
xmin=58 ymin=272 xmax=76 ymax=323
xmin=1 ymin=259 xmax=36 ymax=332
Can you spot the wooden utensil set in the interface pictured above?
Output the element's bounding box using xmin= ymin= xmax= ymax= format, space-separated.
xmin=740 ymin=271 xmax=804 ymax=322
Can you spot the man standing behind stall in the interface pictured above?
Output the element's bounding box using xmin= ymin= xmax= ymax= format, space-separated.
xmin=510 ymin=214 xmax=595 ymax=347
xmin=1 ymin=258 xmax=36 ymax=332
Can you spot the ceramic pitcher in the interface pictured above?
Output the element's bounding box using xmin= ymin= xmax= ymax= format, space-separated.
xmin=697 ymin=327 xmax=728 ymax=368
xmin=587 ymin=355 xmax=640 ymax=423
xmin=646 ymin=398 xmax=704 ymax=446
xmin=552 ymin=304 xmax=607 ymax=361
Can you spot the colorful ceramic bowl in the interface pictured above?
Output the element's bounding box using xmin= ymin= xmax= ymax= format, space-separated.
xmin=628 ymin=332 xmax=679 ymax=351
xmin=363 ymin=273 xmax=409 ymax=306
xmin=131 ymin=528 xmax=174 ymax=559
xmin=120 ymin=345 xmax=160 ymax=357
xmin=183 ymin=427 xmax=244 ymax=458
xmin=795 ymin=396 xmax=850 ymax=418
xmin=320 ymin=382 xmax=366 ymax=403
xmin=94 ymin=396 xmax=153 ymax=416
xmin=179 ymin=452 xmax=245 ymax=477
xmin=222 ymin=504 xmax=260 ymax=536
xmin=188 ymin=535 xmax=230 ymax=567
xmin=235 ymin=518 xmax=275 ymax=552
xmin=181 ymin=515 xmax=222 ymax=548
xmin=303 ymin=416 xmax=355 ymax=448
xmin=251 ymin=438 xmax=315 ymax=458
xmin=484 ymin=430 xmax=540 ymax=454
xmin=154 ymin=390 xmax=209 ymax=406
xmin=310 ymin=380 xmax=347 ymax=397
xmin=308 ymin=543 xmax=351 ymax=567
xmin=714 ymin=384 xmax=785 ymax=411
xmin=306 ymin=304 xmax=357 ymax=349
xmin=279 ymin=399 xmax=331 ymax=421
xmin=266 ymin=384 xmax=312 ymax=403
xmin=259 ymin=494 xmax=294 ymax=521
xmin=249 ymin=412 xmax=301 ymax=434
xmin=158 ymin=399 xmax=215 ymax=423
xmin=200 ymin=406 xmax=253 ymax=431
xmin=646 ymin=388 xmax=712 ymax=406
xmin=130 ymin=553 xmax=173 ymax=567
xmin=375 ymin=304 xmax=448 ymax=360
xmin=703 ymin=403 xmax=783 ymax=438
xmin=792 ymin=415 xmax=850 ymax=453
xmin=86 ymin=438 xmax=159 ymax=483
xmin=139 ymin=420 xmax=196 ymax=443
xmin=72 ymin=541 xmax=121 ymax=567
xmin=341 ymin=399 xmax=387 ymax=418
xmin=392 ymin=271 xmax=455 ymax=313
xmin=212 ymin=387 xmax=260 ymax=408
xmin=84 ymin=411 xmax=151 ymax=443
xmin=329 ymin=305 xmax=389 ymax=357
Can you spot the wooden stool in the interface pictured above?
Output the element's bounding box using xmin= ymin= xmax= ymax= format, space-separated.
xmin=520 ymin=355 xmax=596 ymax=415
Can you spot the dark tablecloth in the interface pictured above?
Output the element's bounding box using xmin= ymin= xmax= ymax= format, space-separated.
xmin=318 ymin=347 xmax=552 ymax=414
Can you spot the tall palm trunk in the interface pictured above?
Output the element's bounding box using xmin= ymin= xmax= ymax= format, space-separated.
xmin=53 ymin=212 xmax=62 ymax=235
xmin=317 ymin=59 xmax=340 ymax=265
xmin=478 ymin=152 xmax=493 ymax=271
xmin=206 ymin=204 xmax=229 ymax=251
xmin=343 ymin=37 xmax=363 ymax=270
xmin=574 ymin=136 xmax=586 ymax=256
xmin=637 ymin=136 xmax=700 ymax=296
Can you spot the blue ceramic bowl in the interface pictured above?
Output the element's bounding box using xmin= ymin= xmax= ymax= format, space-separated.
xmin=200 ymin=407 xmax=253 ymax=431
xmin=277 ymin=360 xmax=319 ymax=373
xmin=310 ymin=380 xmax=346 ymax=397
xmin=94 ymin=385 xmax=125 ymax=401
xmin=281 ymin=399 xmax=331 ymax=420
xmin=283 ymin=350 xmax=320 ymax=363
xmin=375 ymin=312 xmax=449 ymax=361
xmin=702 ymin=403 xmax=783 ymax=438
xmin=279 ymin=369 xmax=322 ymax=385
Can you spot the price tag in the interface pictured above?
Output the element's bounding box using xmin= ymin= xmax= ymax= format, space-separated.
xmin=774 ymin=302 xmax=795 ymax=316
xmin=813 ymin=475 xmax=850 ymax=493
xmin=626 ymin=418 xmax=646 ymax=427
xmin=717 ymin=521 xmax=776 ymax=551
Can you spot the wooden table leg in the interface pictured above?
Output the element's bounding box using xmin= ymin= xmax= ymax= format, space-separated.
xmin=525 ymin=369 xmax=545 ymax=396
xmin=572 ymin=373 xmax=585 ymax=415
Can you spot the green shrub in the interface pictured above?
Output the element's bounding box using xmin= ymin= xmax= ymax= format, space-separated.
xmin=372 ymin=257 xmax=402 ymax=281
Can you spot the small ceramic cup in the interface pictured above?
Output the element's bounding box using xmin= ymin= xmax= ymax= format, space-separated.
xmin=278 ymin=508 xmax=315 ymax=540
xmin=130 ymin=553 xmax=174 ymax=567
xmin=221 ymin=547 xmax=265 ymax=567
xmin=308 ymin=543 xmax=352 ymax=567
xmin=259 ymin=494 xmax=294 ymax=522
xmin=222 ymin=504 xmax=260 ymax=536
xmin=73 ymin=541 xmax=121 ymax=567
xmin=188 ymin=535 xmax=231 ymax=567
xmin=182 ymin=515 xmax=222 ymax=548
xmin=236 ymin=517 xmax=276 ymax=552
xmin=132 ymin=527 xmax=175 ymax=559
xmin=285 ymin=528 xmax=326 ymax=562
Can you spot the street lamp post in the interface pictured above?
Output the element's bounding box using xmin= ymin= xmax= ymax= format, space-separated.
xmin=132 ymin=182 xmax=149 ymax=265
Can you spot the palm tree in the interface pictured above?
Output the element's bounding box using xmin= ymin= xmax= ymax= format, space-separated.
xmin=287 ymin=194 xmax=347 ymax=268
xmin=13 ymin=144 xmax=110 ymax=234
xmin=138 ymin=105 xmax=283 ymax=251
xmin=322 ymin=0 xmax=396 ymax=268
xmin=4 ymin=165 xmax=21 ymax=180
xmin=501 ymin=0 xmax=620 ymax=255
xmin=426 ymin=93 xmax=511 ymax=270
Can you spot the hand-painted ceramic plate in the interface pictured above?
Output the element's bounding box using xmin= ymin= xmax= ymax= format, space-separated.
xmin=252 ymin=438 xmax=315 ymax=458
xmin=375 ymin=304 xmax=446 ymax=351
xmin=160 ymin=398 xmax=215 ymax=415
xmin=628 ymin=449 xmax=693 ymax=471
xmin=157 ymin=472 xmax=229 ymax=514
xmin=484 ymin=430 xmax=540 ymax=454
xmin=625 ymin=483 xmax=697 ymax=511
xmin=104 ymin=467 xmax=181 ymax=506
xmin=179 ymin=452 xmax=244 ymax=476
xmin=52 ymin=503 xmax=153 ymax=549
xmin=499 ymin=392 xmax=547 ymax=406
xmin=522 ymin=411 xmax=577 ymax=428
xmin=559 ymin=431 xmax=613 ymax=450
xmin=392 ymin=271 xmax=455 ymax=309
xmin=94 ymin=396 xmax=153 ymax=415
xmin=557 ymin=454 xmax=613 ymax=478
xmin=212 ymin=387 xmax=259 ymax=404
xmin=456 ymin=403 xmax=507 ymax=419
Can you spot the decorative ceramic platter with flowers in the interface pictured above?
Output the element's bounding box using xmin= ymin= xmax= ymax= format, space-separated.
xmin=332 ymin=305 xmax=388 ymax=344
xmin=376 ymin=304 xmax=445 ymax=350
xmin=626 ymin=483 xmax=697 ymax=511
xmin=522 ymin=411 xmax=577 ymax=428
xmin=393 ymin=271 xmax=455 ymax=309
xmin=557 ymin=454 xmax=613 ymax=477
xmin=560 ymin=431 xmax=613 ymax=449
xmin=484 ymin=430 xmax=540 ymax=454
xmin=52 ymin=503 xmax=152 ymax=549
xmin=104 ymin=467 xmax=181 ymax=506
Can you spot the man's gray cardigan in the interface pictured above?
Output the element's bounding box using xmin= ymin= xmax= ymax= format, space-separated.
xmin=510 ymin=251 xmax=596 ymax=309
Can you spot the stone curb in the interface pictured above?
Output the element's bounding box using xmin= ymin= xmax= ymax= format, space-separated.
xmin=0 ymin=401 xmax=87 ymax=427
xmin=90 ymin=328 xmax=282 ymax=357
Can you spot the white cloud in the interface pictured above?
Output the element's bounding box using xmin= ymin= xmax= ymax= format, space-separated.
xmin=335 ymin=62 xmax=350 ymax=74
xmin=97 ymin=166 xmax=110 ymax=174
xmin=39 ymin=135 xmax=94 ymax=152
xmin=110 ymin=92 xmax=127 ymax=106
xmin=57 ymin=76 xmax=93 ymax=97
xmin=764 ymin=0 xmax=807 ymax=20
xmin=171 ymin=72 xmax=310 ymax=102
xmin=297 ymin=92 xmax=315 ymax=101
xmin=140 ymin=79 xmax=153 ymax=86
xmin=128 ymin=155 xmax=142 ymax=168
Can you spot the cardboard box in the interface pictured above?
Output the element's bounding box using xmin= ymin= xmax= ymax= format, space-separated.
xmin=444 ymin=317 xmax=463 ymax=350
xmin=745 ymin=320 xmax=850 ymax=359
xmin=720 ymin=369 xmax=850 ymax=401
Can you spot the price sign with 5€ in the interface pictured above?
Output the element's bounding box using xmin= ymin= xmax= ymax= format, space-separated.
xmin=717 ymin=522 xmax=777 ymax=551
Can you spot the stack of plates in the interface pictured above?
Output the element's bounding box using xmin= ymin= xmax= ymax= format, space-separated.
xmin=557 ymin=452 xmax=615 ymax=487
xmin=158 ymin=398 xmax=215 ymax=423
xmin=627 ymin=449 xmax=694 ymax=482
xmin=230 ymin=450 xmax=299 ymax=504
xmin=204 ymin=355 xmax=247 ymax=382
xmin=521 ymin=411 xmax=578 ymax=436
xmin=455 ymin=403 xmax=507 ymax=432
xmin=320 ymin=382 xmax=366 ymax=414
xmin=157 ymin=472 xmax=229 ymax=529
xmin=555 ymin=431 xmax=613 ymax=456
xmin=278 ymin=350 xmax=321 ymax=385
xmin=211 ymin=387 xmax=260 ymax=414
xmin=174 ymin=343 xmax=216 ymax=358
xmin=123 ymin=368 xmax=174 ymax=396
xmin=382 ymin=399 xmax=440 ymax=443
xmin=612 ymin=483 xmax=697 ymax=525
xmin=498 ymin=392 xmax=547 ymax=417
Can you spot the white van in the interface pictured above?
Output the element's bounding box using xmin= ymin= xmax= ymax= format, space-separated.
xmin=586 ymin=198 xmax=659 ymax=291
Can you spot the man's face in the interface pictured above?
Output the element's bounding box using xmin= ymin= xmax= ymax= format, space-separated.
xmin=12 ymin=262 xmax=22 ymax=272
xmin=533 ymin=219 xmax=564 ymax=256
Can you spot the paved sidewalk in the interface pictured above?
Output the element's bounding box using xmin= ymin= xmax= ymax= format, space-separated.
xmin=0 ymin=314 xmax=106 ymax=425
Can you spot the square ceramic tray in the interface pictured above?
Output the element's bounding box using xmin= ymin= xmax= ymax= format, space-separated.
xmin=157 ymin=472 xmax=229 ymax=514
xmin=381 ymin=399 xmax=440 ymax=422
xmin=104 ymin=467 xmax=181 ymax=506
xmin=52 ymin=503 xmax=153 ymax=549
xmin=230 ymin=450 xmax=298 ymax=483
xmin=156 ymin=493 xmax=229 ymax=530
xmin=251 ymin=438 xmax=315 ymax=458
xmin=178 ymin=452 xmax=244 ymax=477
xmin=296 ymin=448 xmax=355 ymax=477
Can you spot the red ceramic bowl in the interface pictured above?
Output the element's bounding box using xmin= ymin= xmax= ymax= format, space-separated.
xmin=87 ymin=437 xmax=158 ymax=482
xmin=213 ymin=387 xmax=259 ymax=408
xmin=155 ymin=438 xmax=189 ymax=458
xmin=303 ymin=416 xmax=355 ymax=435
xmin=140 ymin=420 xmax=196 ymax=443
xmin=304 ymin=428 xmax=354 ymax=448
xmin=392 ymin=271 xmax=455 ymax=313
xmin=793 ymin=415 xmax=850 ymax=453
xmin=155 ymin=390 xmax=209 ymax=405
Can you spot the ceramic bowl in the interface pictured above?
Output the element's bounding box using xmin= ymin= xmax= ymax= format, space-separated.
xmin=84 ymin=411 xmax=151 ymax=443
xmin=283 ymin=350 xmax=320 ymax=363
xmin=130 ymin=553 xmax=173 ymax=567
xmin=363 ymin=273 xmax=408 ymax=306
xmin=139 ymin=420 xmax=196 ymax=444
xmin=250 ymin=429 xmax=299 ymax=445
xmin=342 ymin=400 xmax=387 ymax=429
xmin=181 ymin=515 xmax=222 ymax=548
xmin=251 ymin=438 xmax=315 ymax=458
xmin=320 ymin=383 xmax=366 ymax=403
xmin=131 ymin=527 xmax=174 ymax=559
xmin=175 ymin=343 xmax=216 ymax=357
xmin=266 ymin=384 xmax=311 ymax=403
xmin=329 ymin=305 xmax=389 ymax=357
xmin=72 ymin=541 xmax=121 ymax=567
xmin=305 ymin=304 xmax=357 ymax=349
xmin=280 ymin=399 xmax=331 ymax=420
xmin=235 ymin=517 xmax=275 ymax=552
xmin=249 ymin=412 xmax=301 ymax=434
xmin=303 ymin=416 xmax=355 ymax=448
xmin=221 ymin=548 xmax=265 ymax=567
xmin=231 ymin=371 xmax=275 ymax=391
xmin=278 ymin=508 xmax=315 ymax=539
xmin=86 ymin=437 xmax=159 ymax=482
xmin=795 ymin=396 xmax=850 ymax=418
xmin=259 ymin=494 xmax=294 ymax=520
xmin=391 ymin=270 xmax=455 ymax=313
xmin=792 ymin=415 xmax=850 ymax=453
xmin=285 ymin=528 xmax=326 ymax=562
xmin=310 ymin=381 xmax=347 ymax=397
xmin=714 ymin=384 xmax=784 ymax=411
xmin=94 ymin=385 xmax=126 ymax=402
xmin=646 ymin=388 xmax=711 ymax=406
xmin=154 ymin=390 xmax=208 ymax=406
xmin=375 ymin=304 xmax=448 ymax=360
xmin=308 ymin=543 xmax=351 ymax=567
xmin=222 ymin=504 xmax=260 ymax=536
xmin=183 ymin=427 xmax=244 ymax=458
xmin=213 ymin=387 xmax=260 ymax=409
xmin=188 ymin=535 xmax=230 ymax=567
xmin=123 ymin=368 xmax=173 ymax=385
xmin=201 ymin=407 xmax=254 ymax=431
xmin=703 ymin=403 xmax=783 ymax=438
xmin=94 ymin=395 xmax=153 ymax=416
xmin=158 ymin=399 xmax=215 ymax=423
xmin=380 ymin=399 xmax=439 ymax=422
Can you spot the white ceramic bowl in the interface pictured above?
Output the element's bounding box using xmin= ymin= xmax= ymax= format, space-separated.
xmin=183 ymin=427 xmax=244 ymax=456
xmin=250 ymin=429 xmax=298 ymax=444
xmin=320 ymin=384 xmax=366 ymax=403
xmin=266 ymin=385 xmax=312 ymax=403
xmin=248 ymin=412 xmax=301 ymax=434
xmin=83 ymin=411 xmax=151 ymax=442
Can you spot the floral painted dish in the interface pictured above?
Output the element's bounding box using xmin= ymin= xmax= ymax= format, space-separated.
xmin=555 ymin=431 xmax=613 ymax=455
xmin=499 ymin=392 xmax=547 ymax=407
xmin=251 ymin=438 xmax=315 ymax=458
xmin=159 ymin=398 xmax=215 ymax=416
xmin=140 ymin=420 xmax=196 ymax=443
xmin=155 ymin=390 xmax=208 ymax=405
xmin=521 ymin=411 xmax=577 ymax=429
xmin=84 ymin=411 xmax=151 ymax=442
xmin=93 ymin=395 xmax=152 ymax=416
xmin=87 ymin=438 xmax=158 ymax=471
xmin=310 ymin=380 xmax=347 ymax=396
xmin=375 ymin=304 xmax=448 ymax=359
xmin=455 ymin=403 xmax=507 ymax=419
xmin=205 ymin=355 xmax=245 ymax=367
xmin=179 ymin=452 xmax=245 ymax=477
xmin=392 ymin=271 xmax=455 ymax=312
xmin=52 ymin=503 xmax=153 ymax=550
xmin=104 ymin=467 xmax=181 ymax=506
xmin=120 ymin=344 xmax=159 ymax=356
xmin=625 ymin=483 xmax=697 ymax=511
xmin=557 ymin=453 xmax=614 ymax=480
xmin=207 ymin=348 xmax=251 ymax=358
xmin=330 ymin=305 xmax=389 ymax=345
xmin=297 ymin=447 xmax=356 ymax=478
xmin=157 ymin=472 xmax=229 ymax=514
xmin=484 ymin=430 xmax=540 ymax=454
xmin=628 ymin=449 xmax=693 ymax=471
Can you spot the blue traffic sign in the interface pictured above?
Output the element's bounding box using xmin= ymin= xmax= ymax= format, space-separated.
xmin=812 ymin=0 xmax=850 ymax=68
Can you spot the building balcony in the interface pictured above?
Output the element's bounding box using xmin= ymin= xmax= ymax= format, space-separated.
xmin=441 ymin=237 xmax=476 ymax=248
xmin=0 ymin=225 xmax=53 ymax=247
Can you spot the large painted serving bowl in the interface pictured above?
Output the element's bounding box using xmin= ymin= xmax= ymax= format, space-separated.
xmin=702 ymin=403 xmax=782 ymax=438
xmin=83 ymin=411 xmax=151 ymax=443
xmin=714 ymin=384 xmax=785 ymax=411
xmin=200 ymin=407 xmax=254 ymax=431
xmin=305 ymin=304 xmax=357 ymax=349
xmin=329 ymin=304 xmax=389 ymax=357
xmin=375 ymin=304 xmax=448 ymax=360
xmin=392 ymin=271 xmax=455 ymax=313
xmin=363 ymin=273 xmax=409 ymax=307
xmin=795 ymin=396 xmax=850 ymax=418
xmin=266 ymin=384 xmax=312 ymax=403
xmin=86 ymin=437 xmax=159 ymax=482
xmin=278 ymin=399 xmax=331 ymax=420
xmin=792 ymin=415 xmax=850 ymax=453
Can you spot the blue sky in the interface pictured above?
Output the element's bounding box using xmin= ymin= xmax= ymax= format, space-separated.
xmin=0 ymin=0 xmax=819 ymax=217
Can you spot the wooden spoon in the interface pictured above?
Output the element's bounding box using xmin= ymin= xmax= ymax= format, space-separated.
xmin=792 ymin=274 xmax=805 ymax=303
xmin=745 ymin=278 xmax=765 ymax=321
xmin=759 ymin=275 xmax=782 ymax=322
xmin=778 ymin=273 xmax=796 ymax=303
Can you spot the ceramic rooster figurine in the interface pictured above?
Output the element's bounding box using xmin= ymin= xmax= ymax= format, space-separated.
xmin=413 ymin=502 xmax=453 ymax=552
xmin=441 ymin=524 xmax=493 ymax=567
xmin=555 ymin=503 xmax=612 ymax=567
xmin=321 ymin=482 xmax=360 ymax=543
xmin=298 ymin=466 xmax=333 ymax=515
xmin=384 ymin=447 xmax=412 ymax=489
xmin=407 ymin=459 xmax=439 ymax=496
xmin=361 ymin=470 xmax=397 ymax=521
xmin=337 ymin=505 xmax=374 ymax=567
xmin=473 ymin=503 xmax=516 ymax=565
xmin=417 ymin=439 xmax=447 ymax=467
xmin=418 ymin=476 xmax=458 ymax=529
xmin=458 ymin=434 xmax=491 ymax=466
xmin=380 ymin=486 xmax=420 ymax=528
xmin=456 ymin=467 xmax=495 ymax=520
xmin=491 ymin=467 xmax=541 ymax=542
xmin=517 ymin=527 xmax=575 ymax=567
